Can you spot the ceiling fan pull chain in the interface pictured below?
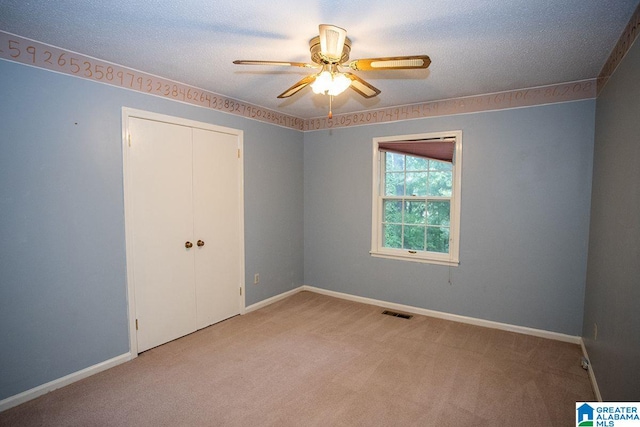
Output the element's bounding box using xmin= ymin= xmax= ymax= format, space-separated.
xmin=328 ymin=95 xmax=333 ymax=119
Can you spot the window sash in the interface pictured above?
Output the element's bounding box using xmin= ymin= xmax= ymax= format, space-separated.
xmin=380 ymin=195 xmax=452 ymax=254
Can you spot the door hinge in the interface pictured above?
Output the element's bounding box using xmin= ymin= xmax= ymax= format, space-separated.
xmin=135 ymin=319 xmax=139 ymax=330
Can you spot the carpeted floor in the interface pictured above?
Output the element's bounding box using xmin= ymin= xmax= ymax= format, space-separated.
xmin=0 ymin=291 xmax=594 ymax=426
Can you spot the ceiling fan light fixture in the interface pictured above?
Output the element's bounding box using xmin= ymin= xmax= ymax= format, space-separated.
xmin=319 ymin=24 xmax=347 ymax=62
xmin=311 ymin=70 xmax=351 ymax=96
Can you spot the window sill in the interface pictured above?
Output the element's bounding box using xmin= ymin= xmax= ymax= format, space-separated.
xmin=370 ymin=250 xmax=459 ymax=266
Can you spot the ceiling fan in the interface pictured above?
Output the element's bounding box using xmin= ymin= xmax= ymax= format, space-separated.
xmin=233 ymin=24 xmax=431 ymax=117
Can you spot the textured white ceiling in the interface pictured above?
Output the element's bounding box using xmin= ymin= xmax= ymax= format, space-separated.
xmin=1 ymin=0 xmax=639 ymax=119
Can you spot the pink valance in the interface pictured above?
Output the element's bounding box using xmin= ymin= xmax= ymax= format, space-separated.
xmin=379 ymin=139 xmax=454 ymax=162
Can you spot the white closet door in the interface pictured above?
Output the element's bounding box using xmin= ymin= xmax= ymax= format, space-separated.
xmin=192 ymin=128 xmax=241 ymax=328
xmin=129 ymin=117 xmax=197 ymax=353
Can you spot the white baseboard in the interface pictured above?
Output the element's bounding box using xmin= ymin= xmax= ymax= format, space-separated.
xmin=301 ymin=285 xmax=582 ymax=344
xmin=580 ymin=339 xmax=603 ymax=401
xmin=0 ymin=352 xmax=134 ymax=413
xmin=244 ymin=287 xmax=302 ymax=313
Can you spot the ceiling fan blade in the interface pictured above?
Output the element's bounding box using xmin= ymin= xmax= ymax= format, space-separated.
xmin=319 ymin=24 xmax=347 ymax=62
xmin=347 ymin=55 xmax=431 ymax=71
xmin=344 ymin=73 xmax=381 ymax=98
xmin=277 ymin=75 xmax=317 ymax=98
xmin=233 ymin=60 xmax=317 ymax=68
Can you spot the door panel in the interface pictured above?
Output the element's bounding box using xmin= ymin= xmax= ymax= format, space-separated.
xmin=129 ymin=118 xmax=197 ymax=352
xmin=192 ymin=128 xmax=241 ymax=328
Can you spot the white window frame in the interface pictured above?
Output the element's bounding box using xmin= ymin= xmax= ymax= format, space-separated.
xmin=370 ymin=131 xmax=462 ymax=266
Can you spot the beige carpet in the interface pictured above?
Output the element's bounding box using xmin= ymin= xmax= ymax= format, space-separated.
xmin=0 ymin=291 xmax=594 ymax=426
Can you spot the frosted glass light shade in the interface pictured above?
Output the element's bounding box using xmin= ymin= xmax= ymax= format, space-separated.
xmin=329 ymin=72 xmax=351 ymax=95
xmin=311 ymin=71 xmax=332 ymax=94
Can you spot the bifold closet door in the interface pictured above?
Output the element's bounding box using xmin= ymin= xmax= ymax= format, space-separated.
xmin=192 ymin=128 xmax=240 ymax=329
xmin=129 ymin=117 xmax=197 ymax=353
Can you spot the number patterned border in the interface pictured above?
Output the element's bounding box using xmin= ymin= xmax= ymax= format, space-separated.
xmin=1 ymin=29 xmax=617 ymax=132
xmin=597 ymin=2 xmax=640 ymax=94
xmin=303 ymin=81 xmax=596 ymax=131
xmin=0 ymin=31 xmax=304 ymax=130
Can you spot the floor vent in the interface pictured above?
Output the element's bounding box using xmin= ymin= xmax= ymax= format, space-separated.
xmin=382 ymin=310 xmax=413 ymax=319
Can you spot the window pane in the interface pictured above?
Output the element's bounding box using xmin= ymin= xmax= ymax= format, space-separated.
xmin=383 ymin=224 xmax=402 ymax=249
xmin=426 ymin=200 xmax=450 ymax=226
xmin=406 ymin=155 xmax=428 ymax=171
xmin=385 ymin=172 xmax=405 ymax=196
xmin=385 ymin=152 xmax=404 ymax=171
xmin=427 ymin=227 xmax=450 ymax=253
xmin=403 ymin=225 xmax=425 ymax=250
xmin=431 ymin=160 xmax=452 ymax=171
xmin=404 ymin=201 xmax=426 ymax=224
xmin=383 ymin=200 xmax=403 ymax=223
xmin=428 ymin=171 xmax=452 ymax=196
xmin=405 ymin=172 xmax=427 ymax=196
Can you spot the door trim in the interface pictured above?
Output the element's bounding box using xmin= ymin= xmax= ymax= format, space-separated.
xmin=121 ymin=107 xmax=245 ymax=356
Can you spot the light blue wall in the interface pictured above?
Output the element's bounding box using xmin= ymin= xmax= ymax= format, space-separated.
xmin=0 ymin=59 xmax=303 ymax=400
xmin=583 ymin=36 xmax=640 ymax=400
xmin=304 ymin=100 xmax=595 ymax=336
xmin=243 ymin=116 xmax=304 ymax=306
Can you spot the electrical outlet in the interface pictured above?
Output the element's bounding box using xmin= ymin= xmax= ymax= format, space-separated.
xmin=254 ymin=273 xmax=259 ymax=285
xmin=594 ymin=323 xmax=598 ymax=341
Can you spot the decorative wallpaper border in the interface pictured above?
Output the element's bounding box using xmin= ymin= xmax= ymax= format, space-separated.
xmin=303 ymin=80 xmax=596 ymax=131
xmin=597 ymin=2 xmax=640 ymax=94
xmin=0 ymin=30 xmax=305 ymax=130
xmin=0 ymin=29 xmax=611 ymax=132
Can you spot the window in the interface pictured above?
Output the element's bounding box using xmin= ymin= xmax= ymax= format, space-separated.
xmin=371 ymin=131 xmax=462 ymax=265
